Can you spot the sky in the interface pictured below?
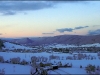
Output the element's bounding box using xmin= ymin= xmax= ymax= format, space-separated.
xmin=0 ymin=1 xmax=100 ymax=38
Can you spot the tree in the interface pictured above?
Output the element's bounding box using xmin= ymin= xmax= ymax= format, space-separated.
xmin=59 ymin=48 xmax=62 ymax=52
xmin=65 ymin=48 xmax=70 ymax=53
xmin=0 ymin=39 xmax=5 ymax=49
xmin=0 ymin=56 xmax=4 ymax=63
xmin=80 ymin=65 xmax=82 ymax=68
xmin=53 ymin=48 xmax=58 ymax=52
xmin=85 ymin=64 xmax=96 ymax=73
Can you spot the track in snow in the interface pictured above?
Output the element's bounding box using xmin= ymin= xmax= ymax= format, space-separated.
xmin=58 ymin=68 xmax=71 ymax=75
xmin=48 ymin=70 xmax=61 ymax=75
xmin=48 ymin=69 xmax=71 ymax=75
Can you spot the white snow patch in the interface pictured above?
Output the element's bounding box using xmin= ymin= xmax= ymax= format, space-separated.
xmin=2 ymin=42 xmax=34 ymax=50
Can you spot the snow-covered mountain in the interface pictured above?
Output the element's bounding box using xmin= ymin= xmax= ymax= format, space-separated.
xmin=2 ymin=42 xmax=34 ymax=50
xmin=2 ymin=34 xmax=100 ymax=46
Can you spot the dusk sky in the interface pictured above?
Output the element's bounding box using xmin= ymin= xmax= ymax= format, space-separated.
xmin=0 ymin=1 xmax=100 ymax=38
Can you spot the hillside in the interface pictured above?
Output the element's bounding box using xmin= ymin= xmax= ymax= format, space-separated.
xmin=2 ymin=34 xmax=100 ymax=46
xmin=2 ymin=42 xmax=34 ymax=50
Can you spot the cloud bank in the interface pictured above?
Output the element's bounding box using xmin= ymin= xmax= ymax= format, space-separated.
xmin=56 ymin=26 xmax=89 ymax=33
xmin=88 ymin=29 xmax=100 ymax=35
xmin=74 ymin=26 xmax=89 ymax=30
xmin=43 ymin=26 xmax=89 ymax=35
xmin=0 ymin=1 xmax=54 ymax=15
xmin=42 ymin=32 xmax=54 ymax=34
xmin=56 ymin=28 xmax=73 ymax=33
xmin=0 ymin=33 xmax=2 ymax=35
xmin=0 ymin=1 xmax=89 ymax=16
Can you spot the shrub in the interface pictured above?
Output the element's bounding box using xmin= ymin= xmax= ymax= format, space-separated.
xmin=41 ymin=57 xmax=48 ymax=62
xmin=91 ymin=57 xmax=93 ymax=60
xmin=10 ymin=58 xmax=16 ymax=64
xmin=20 ymin=59 xmax=28 ymax=65
xmin=66 ymin=56 xmax=73 ymax=60
xmin=0 ymin=56 xmax=4 ymax=63
xmin=45 ymin=63 xmax=52 ymax=67
xmin=0 ymin=68 xmax=5 ymax=75
xmin=41 ymin=69 xmax=48 ymax=75
xmin=57 ymin=61 xmax=62 ymax=67
xmin=36 ymin=57 xmax=39 ymax=62
xmin=78 ymin=53 xmax=84 ymax=60
xmin=40 ymin=62 xmax=44 ymax=67
xmin=59 ymin=62 xmax=62 ymax=67
xmin=5 ymin=60 xmax=9 ymax=63
xmin=91 ymin=65 xmax=95 ymax=72
xmin=49 ymin=55 xmax=59 ymax=60
xmin=39 ymin=62 xmax=52 ymax=68
xmin=85 ymin=64 xmax=96 ymax=73
xmin=31 ymin=56 xmax=37 ymax=63
xmin=96 ymin=66 xmax=99 ymax=70
xmin=80 ymin=65 xmax=82 ymax=68
xmin=10 ymin=57 xmax=20 ymax=64
xmin=97 ymin=53 xmax=100 ymax=56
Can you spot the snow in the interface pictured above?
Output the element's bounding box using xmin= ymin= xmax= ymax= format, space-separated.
xmin=0 ymin=51 xmax=100 ymax=74
xmin=48 ymin=70 xmax=58 ymax=74
xmin=44 ymin=44 xmax=78 ymax=49
xmin=0 ymin=52 xmax=99 ymax=64
xmin=81 ymin=43 xmax=100 ymax=47
xmin=1 ymin=40 xmax=100 ymax=74
xmin=2 ymin=42 xmax=100 ymax=51
xmin=2 ymin=42 xmax=34 ymax=50
xmin=0 ymin=63 xmax=31 ymax=74
xmin=0 ymin=52 xmax=50 ymax=61
xmin=44 ymin=43 xmax=100 ymax=48
xmin=59 ymin=68 xmax=86 ymax=74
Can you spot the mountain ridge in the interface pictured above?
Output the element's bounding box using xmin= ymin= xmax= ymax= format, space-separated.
xmin=1 ymin=34 xmax=100 ymax=46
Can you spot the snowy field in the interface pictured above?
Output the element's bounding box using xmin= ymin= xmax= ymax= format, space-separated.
xmin=0 ymin=52 xmax=100 ymax=74
xmin=45 ymin=43 xmax=100 ymax=48
xmin=0 ymin=63 xmax=31 ymax=74
xmin=0 ymin=63 xmax=86 ymax=74
xmin=2 ymin=42 xmax=35 ymax=50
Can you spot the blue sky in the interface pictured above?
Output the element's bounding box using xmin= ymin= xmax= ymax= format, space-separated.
xmin=0 ymin=1 xmax=100 ymax=38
